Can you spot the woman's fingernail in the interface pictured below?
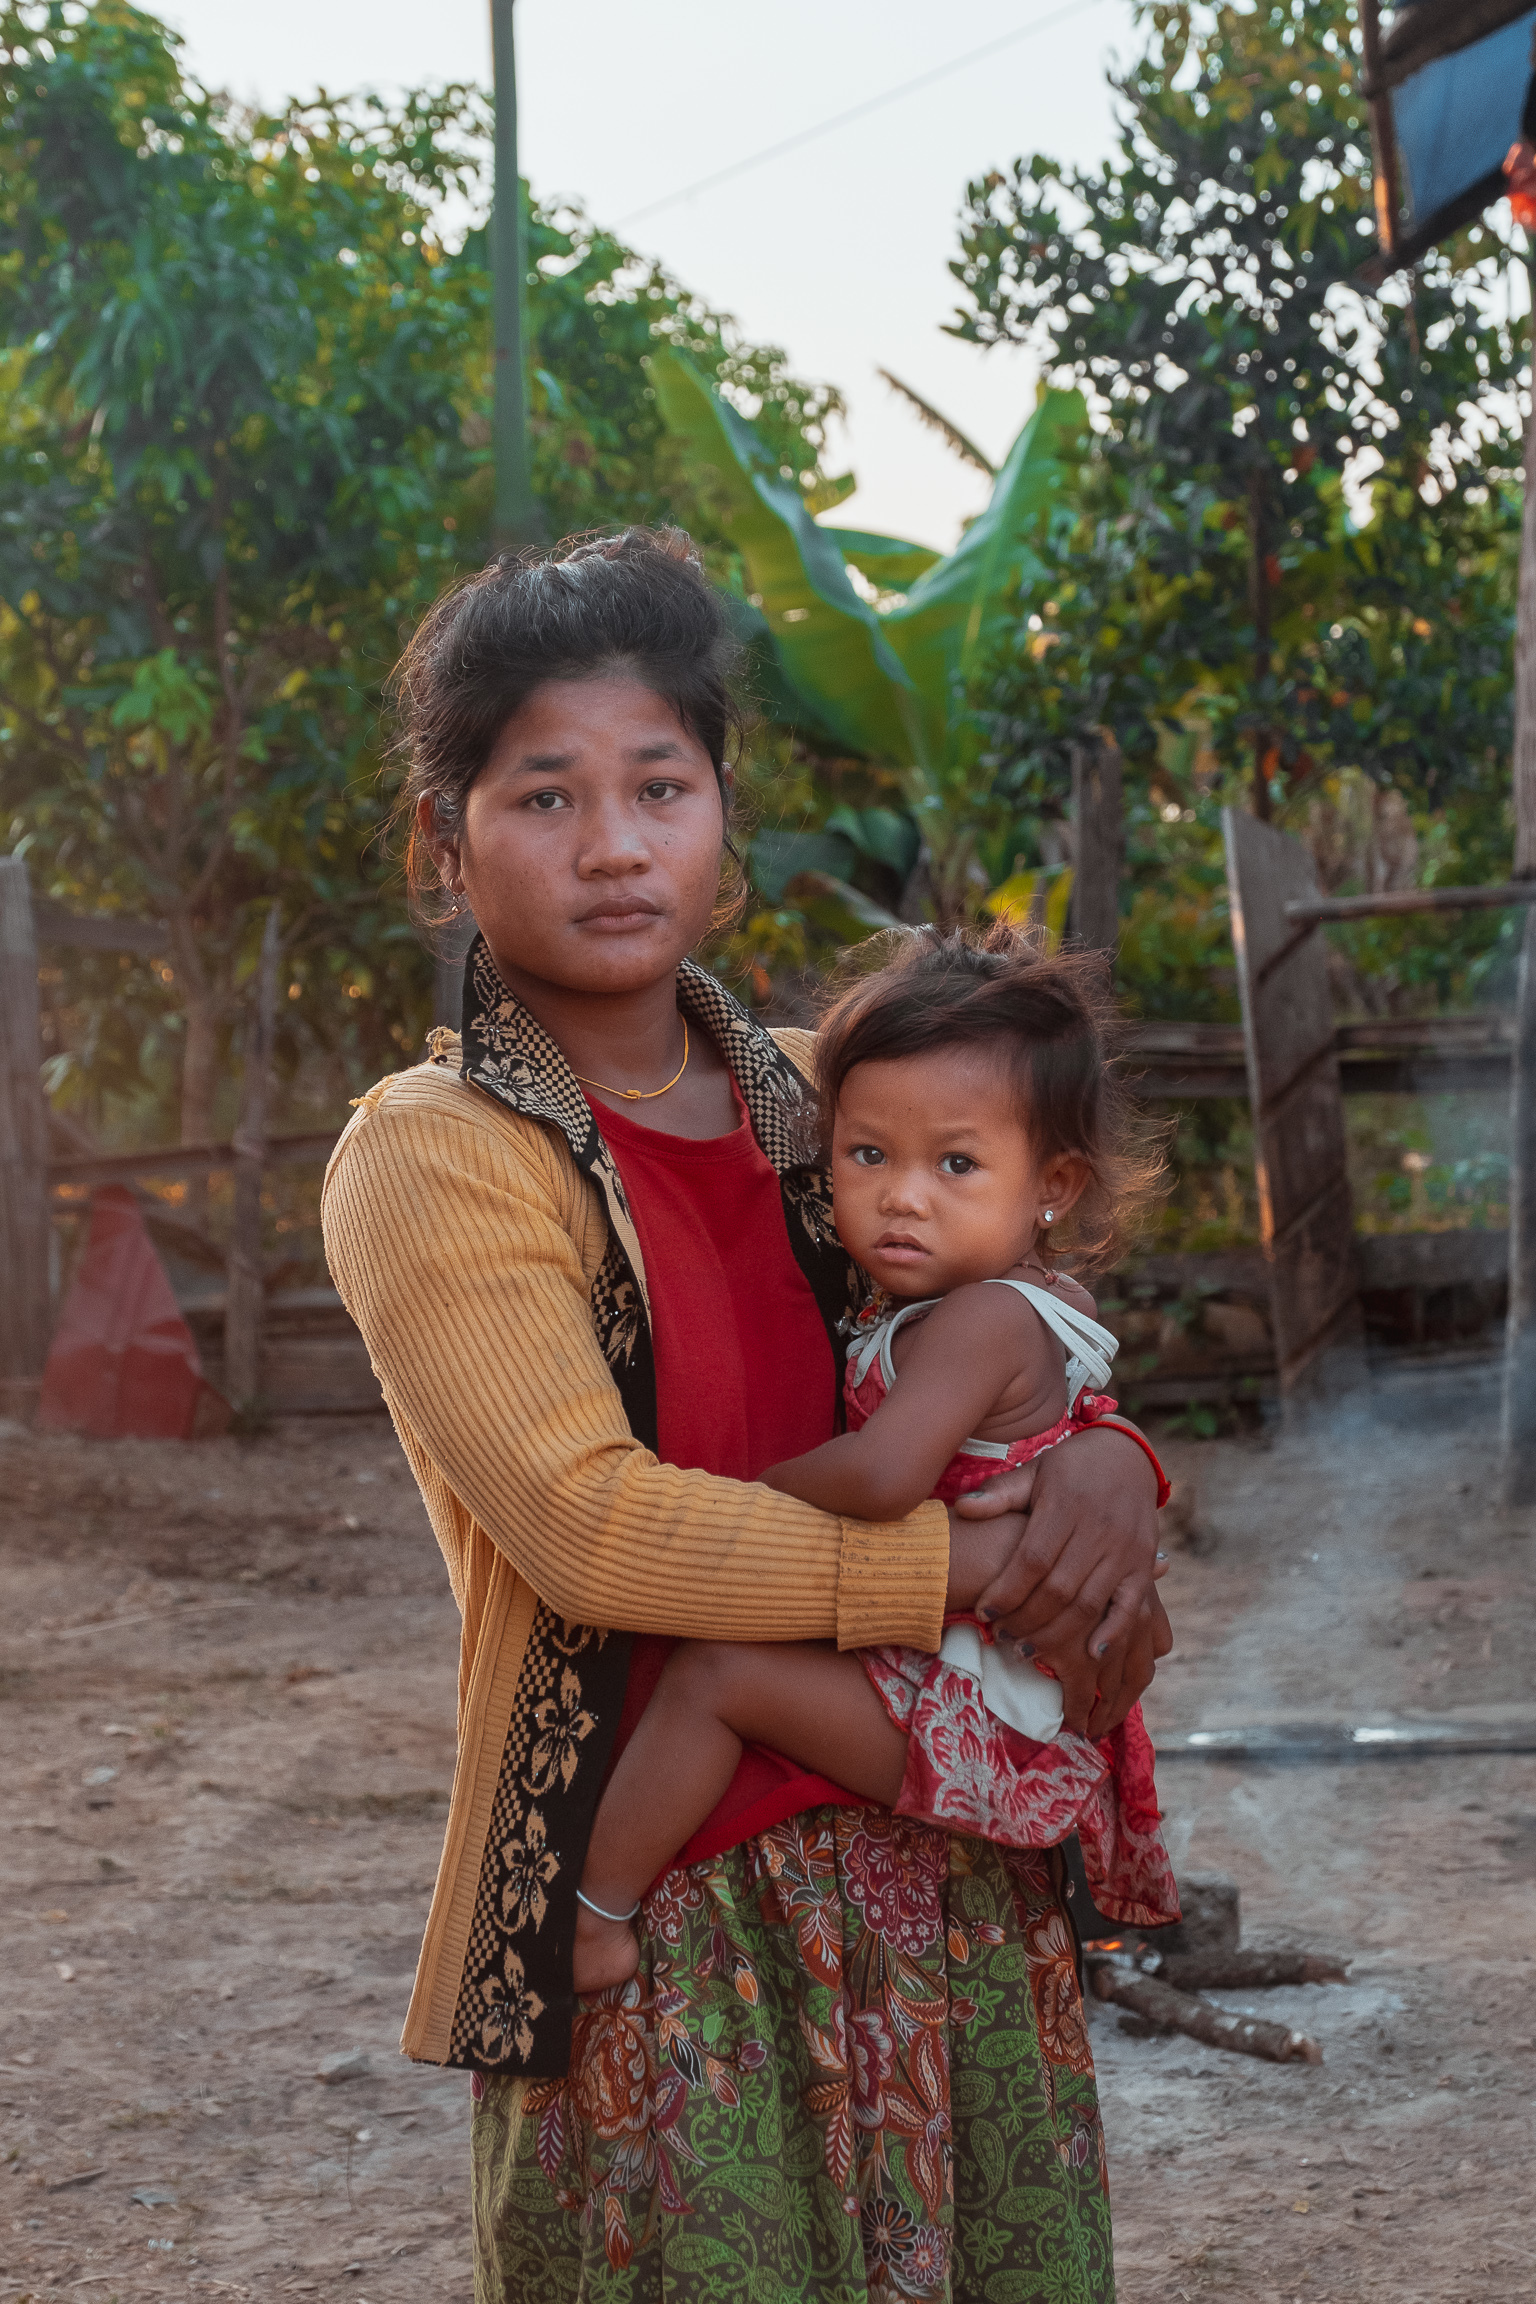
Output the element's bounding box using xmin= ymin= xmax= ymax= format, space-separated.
xmin=978 ymin=1606 xmax=998 ymax=1623
xmin=1094 ymin=1641 xmax=1108 ymax=1657
xmin=1017 ymin=1641 xmax=1036 ymax=1659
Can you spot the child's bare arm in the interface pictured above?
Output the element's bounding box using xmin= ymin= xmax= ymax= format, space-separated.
xmin=760 ymin=1284 xmax=1062 ymax=1521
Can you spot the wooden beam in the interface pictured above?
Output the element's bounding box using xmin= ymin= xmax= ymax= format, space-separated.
xmin=1286 ymin=882 xmax=1536 ymax=923
xmin=46 ymin=1128 xmax=340 ymax=1186
xmin=1358 ymin=0 xmax=1401 ymax=262
xmin=1118 ymin=1015 xmax=1516 ymax=1099
xmin=30 ymin=898 xmax=169 ymax=954
xmin=1069 ymin=729 xmax=1123 ymax=955
xmin=1224 ymin=807 xmax=1367 ymax=1406
xmin=224 ymin=906 xmax=280 ymax=1415
xmin=0 ymin=858 xmax=52 ymax=1418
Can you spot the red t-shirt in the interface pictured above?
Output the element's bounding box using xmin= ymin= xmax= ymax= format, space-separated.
xmin=592 ymin=1085 xmax=863 ymax=1863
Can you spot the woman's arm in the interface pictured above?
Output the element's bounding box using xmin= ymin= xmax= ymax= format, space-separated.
xmin=322 ymin=1076 xmax=950 ymax=1652
xmin=760 ymin=1284 xmax=1058 ymax=1521
xmin=954 ymin=1426 xmax=1169 ymax=1734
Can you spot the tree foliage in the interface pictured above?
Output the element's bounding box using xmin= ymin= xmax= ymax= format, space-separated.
xmin=0 ymin=0 xmax=840 ymax=1144
xmin=950 ymin=0 xmax=1525 ymax=828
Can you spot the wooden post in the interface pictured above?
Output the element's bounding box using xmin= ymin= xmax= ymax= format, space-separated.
xmin=0 ymin=857 xmax=52 ymax=1419
xmin=1223 ymin=807 xmax=1366 ymax=1408
xmin=1246 ymin=468 xmax=1274 ymax=822
xmin=225 ymin=905 xmax=280 ymax=1415
xmin=1501 ymin=390 xmax=1536 ymax=1500
xmin=1069 ymin=730 xmax=1123 ymax=955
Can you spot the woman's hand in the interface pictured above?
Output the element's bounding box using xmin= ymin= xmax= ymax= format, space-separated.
xmin=953 ymin=1426 xmax=1167 ymax=1736
xmin=943 ymin=1512 xmax=1021 ymax=1616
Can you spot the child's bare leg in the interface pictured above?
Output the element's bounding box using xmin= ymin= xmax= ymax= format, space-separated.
xmin=574 ymin=1641 xmax=908 ymax=1993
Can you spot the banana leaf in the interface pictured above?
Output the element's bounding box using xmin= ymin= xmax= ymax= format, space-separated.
xmin=985 ymin=865 xmax=1075 ymax=951
xmin=782 ymin=870 xmax=903 ymax=946
xmin=650 ymin=346 xmax=1085 ymax=778
xmin=824 ymin=804 xmax=921 ymax=883
xmin=880 ymin=388 xmax=1088 ymax=772
xmin=648 ymin=348 xmax=917 ymax=760
xmin=819 ymin=528 xmax=943 ymax=592
xmin=750 ymin=827 xmax=856 ymax=902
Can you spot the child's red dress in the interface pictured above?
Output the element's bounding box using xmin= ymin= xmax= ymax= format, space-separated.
xmin=850 ymin=1280 xmax=1179 ymax=1931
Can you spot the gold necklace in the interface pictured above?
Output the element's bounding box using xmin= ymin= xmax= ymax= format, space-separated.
xmin=574 ymin=1020 xmax=690 ymax=1102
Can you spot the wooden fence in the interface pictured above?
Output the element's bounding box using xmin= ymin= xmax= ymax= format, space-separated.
xmin=1 ymin=832 xmax=1529 ymax=1427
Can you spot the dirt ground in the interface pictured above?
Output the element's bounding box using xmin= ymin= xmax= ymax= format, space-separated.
xmin=2 ymin=1359 xmax=1534 ymax=2303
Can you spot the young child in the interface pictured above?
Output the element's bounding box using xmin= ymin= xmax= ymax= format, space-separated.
xmin=574 ymin=923 xmax=1178 ymax=1992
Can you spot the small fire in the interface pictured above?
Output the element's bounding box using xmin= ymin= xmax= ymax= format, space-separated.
xmin=1506 ymin=140 xmax=1536 ymax=229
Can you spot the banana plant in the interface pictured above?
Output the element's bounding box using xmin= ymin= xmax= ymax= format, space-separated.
xmin=650 ymin=346 xmax=1086 ymax=925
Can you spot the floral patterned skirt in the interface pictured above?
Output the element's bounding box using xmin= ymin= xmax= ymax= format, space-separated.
xmin=470 ymin=1805 xmax=1113 ymax=2303
xmin=862 ymin=1648 xmax=1179 ymax=1935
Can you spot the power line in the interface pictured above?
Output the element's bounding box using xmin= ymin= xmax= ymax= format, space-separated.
xmin=614 ymin=0 xmax=1109 ymax=230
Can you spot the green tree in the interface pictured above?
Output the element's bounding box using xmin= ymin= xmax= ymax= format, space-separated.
xmin=0 ymin=0 xmax=840 ymax=1148
xmin=950 ymin=0 xmax=1526 ymax=825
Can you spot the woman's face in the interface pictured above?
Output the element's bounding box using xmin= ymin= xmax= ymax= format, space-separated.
xmin=428 ymin=674 xmax=727 ymax=1002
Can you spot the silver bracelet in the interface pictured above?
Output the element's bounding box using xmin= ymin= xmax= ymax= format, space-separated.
xmin=576 ymin=1887 xmax=641 ymax=1925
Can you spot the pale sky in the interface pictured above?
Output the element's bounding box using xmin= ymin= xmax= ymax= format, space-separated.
xmin=154 ymin=0 xmax=1140 ymax=548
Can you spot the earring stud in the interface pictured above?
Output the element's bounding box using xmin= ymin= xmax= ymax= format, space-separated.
xmin=1042 ymin=1208 xmax=1055 ymax=1224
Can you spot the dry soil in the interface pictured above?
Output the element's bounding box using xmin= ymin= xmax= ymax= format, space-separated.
xmin=2 ymin=1359 xmax=1533 ymax=2302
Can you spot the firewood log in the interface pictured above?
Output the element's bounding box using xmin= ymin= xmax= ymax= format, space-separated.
xmin=1144 ymin=1948 xmax=1348 ymax=1991
xmin=1089 ymin=1964 xmax=1323 ymax=2064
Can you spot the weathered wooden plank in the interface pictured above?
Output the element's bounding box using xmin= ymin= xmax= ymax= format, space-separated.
xmin=1121 ymin=1016 xmax=1514 ymax=1099
xmin=225 ymin=907 xmax=280 ymax=1414
xmin=0 ymin=858 xmax=52 ymax=1418
xmin=47 ymin=1128 xmax=340 ymax=1186
xmin=1224 ymin=807 xmax=1366 ymax=1404
xmin=1286 ymin=882 xmax=1536 ymax=923
xmin=1114 ymin=1232 xmax=1507 ymax=1300
xmin=30 ymin=898 xmax=169 ymax=953
xmin=193 ymin=1333 xmax=383 ymax=1416
xmin=1069 ymin=731 xmax=1123 ymax=954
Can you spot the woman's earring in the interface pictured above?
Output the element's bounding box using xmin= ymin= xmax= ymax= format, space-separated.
xmin=1042 ymin=1208 xmax=1055 ymax=1225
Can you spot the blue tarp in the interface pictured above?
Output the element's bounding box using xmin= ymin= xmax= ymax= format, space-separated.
xmin=1394 ymin=5 xmax=1536 ymax=231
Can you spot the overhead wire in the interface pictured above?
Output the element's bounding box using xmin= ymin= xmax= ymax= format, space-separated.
xmin=613 ymin=0 xmax=1111 ymax=229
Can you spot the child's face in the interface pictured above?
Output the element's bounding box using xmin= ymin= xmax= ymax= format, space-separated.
xmin=831 ymin=1047 xmax=1086 ymax=1301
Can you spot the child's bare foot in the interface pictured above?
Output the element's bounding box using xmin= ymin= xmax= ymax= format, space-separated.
xmin=573 ymin=1899 xmax=642 ymax=1996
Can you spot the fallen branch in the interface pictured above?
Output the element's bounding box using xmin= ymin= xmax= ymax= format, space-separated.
xmin=1089 ymin=1964 xmax=1323 ymax=2064
xmin=1142 ymin=1947 xmax=1348 ymax=1992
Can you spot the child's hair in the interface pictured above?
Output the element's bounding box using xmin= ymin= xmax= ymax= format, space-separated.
xmin=815 ymin=921 xmax=1165 ymax=1272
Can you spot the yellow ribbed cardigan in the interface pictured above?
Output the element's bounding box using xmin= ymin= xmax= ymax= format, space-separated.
xmin=321 ymin=1028 xmax=949 ymax=2065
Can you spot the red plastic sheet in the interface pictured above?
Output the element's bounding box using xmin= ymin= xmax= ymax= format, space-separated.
xmin=38 ymin=1187 xmax=229 ymax=1440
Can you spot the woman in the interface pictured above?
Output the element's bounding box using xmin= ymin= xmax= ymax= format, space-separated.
xmin=323 ymin=528 xmax=1172 ymax=2303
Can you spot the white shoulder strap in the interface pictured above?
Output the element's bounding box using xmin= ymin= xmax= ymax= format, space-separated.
xmin=982 ymin=1278 xmax=1118 ymax=1408
xmin=845 ymin=1298 xmax=941 ymax=1390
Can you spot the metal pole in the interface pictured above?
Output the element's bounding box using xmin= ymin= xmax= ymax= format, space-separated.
xmin=490 ymin=0 xmax=541 ymax=555
xmin=0 ymin=856 xmax=52 ymax=1420
xmin=1501 ymin=385 xmax=1536 ymax=1499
